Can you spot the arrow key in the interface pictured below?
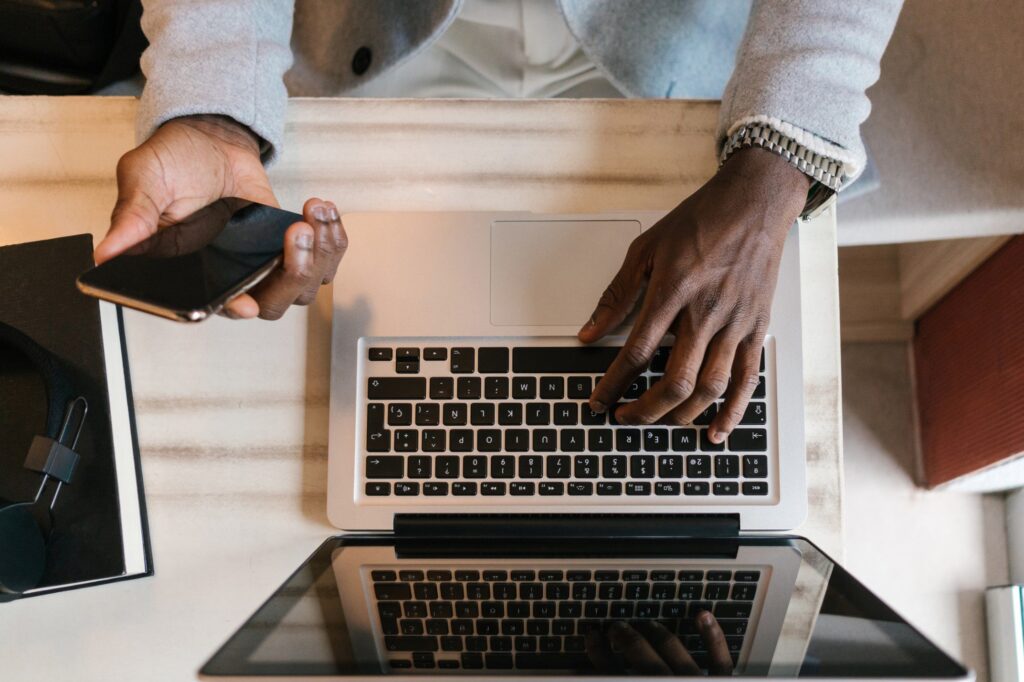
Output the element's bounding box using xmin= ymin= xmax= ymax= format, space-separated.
xmin=366 ymin=455 xmax=403 ymax=478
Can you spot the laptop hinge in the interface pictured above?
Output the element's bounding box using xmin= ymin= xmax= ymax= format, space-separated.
xmin=393 ymin=513 xmax=740 ymax=539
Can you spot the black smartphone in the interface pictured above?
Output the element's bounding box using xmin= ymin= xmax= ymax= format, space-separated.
xmin=78 ymin=199 xmax=303 ymax=322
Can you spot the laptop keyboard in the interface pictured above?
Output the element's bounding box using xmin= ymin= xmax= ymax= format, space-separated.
xmin=359 ymin=338 xmax=773 ymax=501
xmin=370 ymin=565 xmax=759 ymax=671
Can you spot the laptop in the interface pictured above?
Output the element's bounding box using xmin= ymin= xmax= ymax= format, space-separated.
xmin=200 ymin=212 xmax=970 ymax=679
xmin=325 ymin=212 xmax=805 ymax=531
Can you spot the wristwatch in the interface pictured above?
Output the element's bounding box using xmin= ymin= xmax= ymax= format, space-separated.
xmin=721 ymin=122 xmax=845 ymax=219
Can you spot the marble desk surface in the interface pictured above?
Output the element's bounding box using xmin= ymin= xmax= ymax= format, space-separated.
xmin=0 ymin=98 xmax=843 ymax=681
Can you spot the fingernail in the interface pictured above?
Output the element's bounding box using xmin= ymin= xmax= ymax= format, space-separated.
xmin=312 ymin=205 xmax=329 ymax=223
xmin=328 ymin=206 xmax=340 ymax=221
xmin=296 ymin=232 xmax=314 ymax=250
xmin=609 ymin=621 xmax=630 ymax=633
xmin=590 ymin=399 xmax=607 ymax=414
xmin=697 ymin=610 xmax=714 ymax=628
xmin=709 ymin=430 xmax=721 ymax=444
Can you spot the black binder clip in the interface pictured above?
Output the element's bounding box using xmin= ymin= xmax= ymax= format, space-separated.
xmin=25 ymin=396 xmax=88 ymax=516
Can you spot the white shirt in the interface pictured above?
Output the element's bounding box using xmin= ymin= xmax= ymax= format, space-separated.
xmin=351 ymin=0 xmax=622 ymax=99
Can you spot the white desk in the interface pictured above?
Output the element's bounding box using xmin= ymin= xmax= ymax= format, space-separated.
xmin=0 ymin=98 xmax=843 ymax=681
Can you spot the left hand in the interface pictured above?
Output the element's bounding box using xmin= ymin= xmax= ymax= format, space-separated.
xmin=579 ymin=147 xmax=810 ymax=443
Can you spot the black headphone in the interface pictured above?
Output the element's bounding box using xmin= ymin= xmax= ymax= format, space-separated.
xmin=0 ymin=319 xmax=87 ymax=598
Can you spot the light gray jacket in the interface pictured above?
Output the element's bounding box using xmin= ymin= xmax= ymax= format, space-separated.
xmin=137 ymin=0 xmax=902 ymax=183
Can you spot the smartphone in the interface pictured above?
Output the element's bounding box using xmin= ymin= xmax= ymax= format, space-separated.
xmin=78 ymin=199 xmax=303 ymax=322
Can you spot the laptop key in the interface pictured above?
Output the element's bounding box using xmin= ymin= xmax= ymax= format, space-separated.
xmin=713 ymin=481 xmax=738 ymax=495
xmin=512 ymin=377 xmax=537 ymax=399
xmin=422 ymin=430 xmax=446 ymax=452
xmin=626 ymin=482 xmax=651 ymax=495
xmin=385 ymin=636 xmax=438 ymax=652
xmin=512 ymin=477 xmax=536 ymax=493
xmin=588 ymin=429 xmax=613 ymax=451
xmin=498 ymin=402 xmax=522 ymax=425
xmin=366 ymin=482 xmax=391 ymax=495
xmin=429 ymin=377 xmax=453 ymax=400
xmin=560 ymin=429 xmax=585 ymax=451
xmin=369 ymin=347 xmax=392 ymax=361
xmin=644 ymin=428 xmax=669 ymax=451
xmin=567 ymin=376 xmax=591 ymax=398
xmin=568 ymin=482 xmax=593 ymax=495
xmin=539 ymin=481 xmax=564 ymax=495
xmin=423 ymin=482 xmax=448 ymax=496
xmin=658 ymin=455 xmax=682 ymax=477
xmin=526 ymin=403 xmax=551 ymax=425
xmin=694 ymin=403 xmax=717 ymax=426
xmin=450 ymin=430 xmax=474 ymax=452
xmin=655 ymin=481 xmax=680 ymax=495
xmin=423 ymin=347 xmax=447 ymax=361
xmin=366 ymin=429 xmax=391 ymax=452
xmin=630 ymin=455 xmax=655 ymax=478
xmin=443 ymin=403 xmax=467 ymax=426
xmin=616 ymin=429 xmax=641 ymax=452
xmin=505 ymin=429 xmax=529 ymax=452
xmin=743 ymin=481 xmax=769 ymax=495
xmin=699 ymin=430 xmax=725 ymax=452
xmin=532 ymin=429 xmax=557 ymax=452
xmin=457 ymin=377 xmax=481 ymax=400
xmin=408 ymin=456 xmax=431 ymax=478
xmin=624 ymin=376 xmax=648 ymax=399
xmin=546 ymin=455 xmax=571 ymax=478
xmin=395 ymin=482 xmax=419 ymax=496
xmin=450 ymin=348 xmax=474 ymax=373
xmin=415 ymin=403 xmax=440 ymax=426
xmin=687 ymin=455 xmax=711 ymax=478
xmin=519 ymin=455 xmax=544 ymax=478
xmin=734 ymin=571 xmax=761 ymax=582
xmin=368 ymin=377 xmax=426 ymax=400
xmin=396 ymin=361 xmax=419 ymax=374
xmin=581 ymin=405 xmax=606 ymax=425
xmin=732 ymin=429 xmax=768 ymax=452
xmin=478 ymin=347 xmax=510 ymax=373
xmin=477 ymin=430 xmax=502 ymax=452
xmin=742 ymin=454 xmax=769 ymax=477
xmin=485 ymin=376 xmax=509 ymax=399
xmin=461 ymin=653 xmax=484 ymax=669
xmin=366 ymin=456 xmax=403 ymax=478
xmin=485 ymin=653 xmax=513 ymax=669
xmin=491 ymin=455 xmax=515 ymax=478
xmin=452 ymin=482 xmax=477 ymax=496
xmin=395 ymin=430 xmax=418 ymax=452
xmin=464 ymin=455 xmax=487 ymax=477
xmin=553 ymin=402 xmax=578 ymax=425
xmin=741 ymin=401 xmax=767 ymax=425
xmin=597 ymin=482 xmax=622 ymax=495
xmin=715 ymin=454 xmax=739 ymax=477
xmin=540 ymin=377 xmax=564 ymax=399
xmin=482 ymin=482 xmax=506 ymax=496
xmin=683 ymin=481 xmax=709 ymax=495
xmin=602 ymin=455 xmax=627 ymax=478
xmin=574 ymin=455 xmax=599 ymax=478
xmin=671 ymin=428 xmax=697 ymax=451
xmin=471 ymin=403 xmax=495 ymax=425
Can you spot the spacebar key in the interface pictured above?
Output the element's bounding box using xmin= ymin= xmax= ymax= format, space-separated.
xmin=514 ymin=653 xmax=591 ymax=670
xmin=367 ymin=377 xmax=426 ymax=399
xmin=512 ymin=347 xmax=622 ymax=374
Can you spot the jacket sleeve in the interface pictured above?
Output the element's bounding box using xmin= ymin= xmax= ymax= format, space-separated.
xmin=136 ymin=0 xmax=295 ymax=164
xmin=718 ymin=0 xmax=903 ymax=186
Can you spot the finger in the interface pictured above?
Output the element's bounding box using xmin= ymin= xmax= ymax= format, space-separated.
xmin=95 ymin=153 xmax=167 ymax=264
xmin=636 ymin=621 xmax=701 ymax=676
xmin=222 ymin=293 xmax=260 ymax=319
xmin=589 ymin=274 xmax=688 ymax=417
xmin=299 ymin=198 xmax=348 ymax=297
xmin=697 ymin=611 xmax=735 ymax=676
xmin=577 ymin=241 xmax=648 ymax=343
xmin=316 ymin=201 xmax=348 ymax=286
xmin=661 ymin=327 xmax=739 ymax=429
xmin=607 ymin=621 xmax=672 ymax=675
xmin=709 ymin=332 xmax=765 ymax=443
xmin=248 ymin=222 xmax=317 ymax=320
xmin=584 ymin=629 xmax=621 ymax=674
xmin=613 ymin=305 xmax=711 ymax=425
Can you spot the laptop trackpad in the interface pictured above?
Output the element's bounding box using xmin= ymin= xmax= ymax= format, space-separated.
xmin=490 ymin=219 xmax=641 ymax=326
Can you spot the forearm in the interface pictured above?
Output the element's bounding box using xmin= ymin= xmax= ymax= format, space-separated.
xmin=719 ymin=0 xmax=903 ymax=190
xmin=136 ymin=0 xmax=295 ymax=164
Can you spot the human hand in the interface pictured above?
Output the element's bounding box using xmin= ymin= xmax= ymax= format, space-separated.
xmin=579 ymin=147 xmax=810 ymax=442
xmin=585 ymin=613 xmax=734 ymax=675
xmin=95 ymin=115 xmax=347 ymax=320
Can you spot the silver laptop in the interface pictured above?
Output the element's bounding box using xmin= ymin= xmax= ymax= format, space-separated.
xmin=326 ymin=212 xmax=806 ymax=531
xmin=197 ymin=212 xmax=970 ymax=680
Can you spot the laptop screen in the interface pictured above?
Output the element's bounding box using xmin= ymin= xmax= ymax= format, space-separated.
xmin=202 ymin=535 xmax=967 ymax=678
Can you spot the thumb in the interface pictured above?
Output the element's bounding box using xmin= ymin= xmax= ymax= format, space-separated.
xmin=95 ymin=157 xmax=167 ymax=264
xmin=578 ymin=255 xmax=646 ymax=343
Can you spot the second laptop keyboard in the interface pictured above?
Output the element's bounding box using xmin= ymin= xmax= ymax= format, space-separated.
xmin=359 ymin=339 xmax=773 ymax=500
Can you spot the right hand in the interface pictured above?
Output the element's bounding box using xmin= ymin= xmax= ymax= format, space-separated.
xmin=585 ymin=613 xmax=734 ymax=676
xmin=96 ymin=115 xmax=348 ymax=320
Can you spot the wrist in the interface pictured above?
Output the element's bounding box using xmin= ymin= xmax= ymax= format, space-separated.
xmin=169 ymin=114 xmax=262 ymax=158
xmin=718 ymin=146 xmax=811 ymax=232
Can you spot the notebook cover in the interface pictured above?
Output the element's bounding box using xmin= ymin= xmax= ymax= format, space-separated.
xmin=914 ymin=235 xmax=1024 ymax=486
xmin=0 ymin=234 xmax=150 ymax=591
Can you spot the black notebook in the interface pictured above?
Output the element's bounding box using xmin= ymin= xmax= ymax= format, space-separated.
xmin=0 ymin=235 xmax=151 ymax=596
